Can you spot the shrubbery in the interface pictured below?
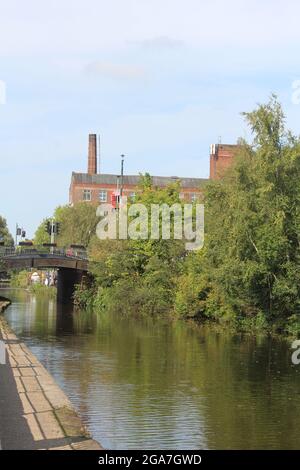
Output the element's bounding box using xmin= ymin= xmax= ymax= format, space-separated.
xmin=10 ymin=270 xmax=30 ymax=288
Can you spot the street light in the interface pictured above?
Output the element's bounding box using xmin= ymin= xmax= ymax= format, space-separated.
xmin=120 ymin=154 xmax=125 ymax=198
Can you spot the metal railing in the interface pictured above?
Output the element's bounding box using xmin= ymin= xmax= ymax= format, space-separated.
xmin=0 ymin=246 xmax=88 ymax=261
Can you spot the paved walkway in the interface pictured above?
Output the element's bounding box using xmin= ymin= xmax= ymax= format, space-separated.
xmin=0 ymin=317 xmax=103 ymax=450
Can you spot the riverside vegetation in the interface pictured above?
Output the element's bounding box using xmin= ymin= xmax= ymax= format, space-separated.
xmin=11 ymin=97 xmax=300 ymax=336
xmin=9 ymin=271 xmax=57 ymax=297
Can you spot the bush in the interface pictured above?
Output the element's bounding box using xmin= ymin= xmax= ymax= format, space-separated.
xmin=73 ymin=284 xmax=96 ymax=309
xmin=10 ymin=270 xmax=30 ymax=288
xmin=175 ymin=273 xmax=205 ymax=318
xmin=29 ymin=284 xmax=57 ymax=298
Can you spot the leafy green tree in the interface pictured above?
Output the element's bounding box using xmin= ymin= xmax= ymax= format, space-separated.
xmin=177 ymin=96 xmax=300 ymax=332
xmin=0 ymin=216 xmax=13 ymax=272
xmin=77 ymin=177 xmax=186 ymax=316
xmin=34 ymin=218 xmax=51 ymax=245
xmin=0 ymin=216 xmax=13 ymax=246
xmin=54 ymin=203 xmax=99 ymax=247
xmin=34 ymin=203 xmax=99 ymax=248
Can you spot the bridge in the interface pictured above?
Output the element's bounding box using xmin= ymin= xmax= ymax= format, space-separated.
xmin=0 ymin=246 xmax=89 ymax=303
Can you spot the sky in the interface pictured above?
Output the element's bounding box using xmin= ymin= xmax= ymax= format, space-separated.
xmin=1 ymin=0 xmax=300 ymax=237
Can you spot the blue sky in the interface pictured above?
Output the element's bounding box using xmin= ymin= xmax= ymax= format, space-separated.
xmin=1 ymin=0 xmax=300 ymax=237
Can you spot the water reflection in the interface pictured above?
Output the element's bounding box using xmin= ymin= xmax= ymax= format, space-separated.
xmin=2 ymin=288 xmax=300 ymax=449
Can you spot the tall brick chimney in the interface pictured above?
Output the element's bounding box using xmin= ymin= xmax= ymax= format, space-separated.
xmin=209 ymin=144 xmax=238 ymax=179
xmin=87 ymin=134 xmax=97 ymax=174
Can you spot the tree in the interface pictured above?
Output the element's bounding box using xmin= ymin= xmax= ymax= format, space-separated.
xmin=54 ymin=203 xmax=99 ymax=247
xmin=33 ymin=203 xmax=99 ymax=248
xmin=177 ymin=96 xmax=300 ymax=332
xmin=34 ymin=218 xmax=51 ymax=245
xmin=76 ymin=177 xmax=187 ymax=316
xmin=0 ymin=216 xmax=13 ymax=246
xmin=0 ymin=216 xmax=13 ymax=273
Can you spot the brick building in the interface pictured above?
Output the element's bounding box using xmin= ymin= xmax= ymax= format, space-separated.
xmin=69 ymin=135 xmax=237 ymax=206
xmin=209 ymin=143 xmax=239 ymax=179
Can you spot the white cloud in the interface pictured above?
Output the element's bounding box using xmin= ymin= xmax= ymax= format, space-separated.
xmin=136 ymin=36 xmax=184 ymax=49
xmin=0 ymin=0 xmax=300 ymax=56
xmin=84 ymin=61 xmax=146 ymax=80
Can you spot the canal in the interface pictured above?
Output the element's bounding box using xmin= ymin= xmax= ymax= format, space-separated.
xmin=1 ymin=288 xmax=300 ymax=450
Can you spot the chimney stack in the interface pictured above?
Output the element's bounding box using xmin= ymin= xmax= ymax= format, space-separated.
xmin=88 ymin=134 xmax=97 ymax=174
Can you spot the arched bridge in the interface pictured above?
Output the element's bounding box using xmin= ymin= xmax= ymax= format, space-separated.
xmin=1 ymin=247 xmax=89 ymax=303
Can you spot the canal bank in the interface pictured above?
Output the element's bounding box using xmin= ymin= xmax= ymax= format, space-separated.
xmin=0 ymin=315 xmax=103 ymax=450
xmin=0 ymin=296 xmax=11 ymax=313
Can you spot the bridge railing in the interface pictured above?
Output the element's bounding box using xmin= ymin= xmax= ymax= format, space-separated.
xmin=0 ymin=247 xmax=15 ymax=257
xmin=0 ymin=246 xmax=88 ymax=260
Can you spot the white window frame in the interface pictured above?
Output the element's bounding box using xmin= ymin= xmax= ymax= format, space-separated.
xmin=83 ymin=189 xmax=92 ymax=201
xmin=99 ymin=189 xmax=107 ymax=202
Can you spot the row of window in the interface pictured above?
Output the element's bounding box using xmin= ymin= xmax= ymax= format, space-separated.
xmin=82 ymin=189 xmax=199 ymax=202
xmin=82 ymin=189 xmax=136 ymax=202
xmin=180 ymin=193 xmax=198 ymax=202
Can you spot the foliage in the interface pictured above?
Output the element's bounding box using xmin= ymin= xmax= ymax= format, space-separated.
xmin=174 ymin=96 xmax=300 ymax=334
xmin=174 ymin=253 xmax=208 ymax=318
xmin=0 ymin=216 xmax=14 ymax=246
xmin=10 ymin=270 xmax=56 ymax=297
xmin=33 ymin=218 xmax=51 ymax=245
xmin=0 ymin=216 xmax=14 ymax=272
xmin=73 ymin=284 xmax=97 ymax=309
xmin=34 ymin=202 xmax=99 ymax=247
xmin=29 ymin=284 xmax=57 ymax=298
xmin=10 ymin=270 xmax=30 ymax=288
xmin=54 ymin=203 xmax=99 ymax=247
xmin=74 ymin=178 xmax=187 ymax=316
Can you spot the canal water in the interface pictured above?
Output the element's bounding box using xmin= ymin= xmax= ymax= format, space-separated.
xmin=1 ymin=288 xmax=300 ymax=450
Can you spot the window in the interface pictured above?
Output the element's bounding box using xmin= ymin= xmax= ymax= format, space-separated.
xmin=179 ymin=192 xmax=185 ymax=200
xmin=129 ymin=192 xmax=136 ymax=202
xmin=191 ymin=193 xmax=197 ymax=202
xmin=99 ymin=190 xmax=107 ymax=202
xmin=83 ymin=189 xmax=91 ymax=201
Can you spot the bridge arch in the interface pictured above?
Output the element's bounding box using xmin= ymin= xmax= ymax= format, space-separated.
xmin=1 ymin=248 xmax=89 ymax=303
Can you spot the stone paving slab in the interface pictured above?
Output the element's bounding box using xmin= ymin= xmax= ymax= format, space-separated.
xmin=0 ymin=316 xmax=103 ymax=451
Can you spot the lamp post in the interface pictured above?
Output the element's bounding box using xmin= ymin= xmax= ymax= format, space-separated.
xmin=120 ymin=154 xmax=125 ymax=200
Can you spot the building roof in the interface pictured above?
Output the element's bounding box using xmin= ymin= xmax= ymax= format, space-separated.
xmin=71 ymin=172 xmax=208 ymax=189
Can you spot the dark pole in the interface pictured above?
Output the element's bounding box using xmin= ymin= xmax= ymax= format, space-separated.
xmin=15 ymin=223 xmax=21 ymax=246
xmin=120 ymin=154 xmax=125 ymax=199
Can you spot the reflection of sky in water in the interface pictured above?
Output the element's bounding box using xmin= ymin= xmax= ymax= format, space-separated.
xmin=2 ymin=288 xmax=300 ymax=450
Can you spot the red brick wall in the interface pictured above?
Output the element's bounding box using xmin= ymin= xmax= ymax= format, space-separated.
xmin=210 ymin=144 xmax=238 ymax=179
xmin=69 ymin=182 xmax=203 ymax=205
xmin=70 ymin=183 xmax=137 ymax=205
